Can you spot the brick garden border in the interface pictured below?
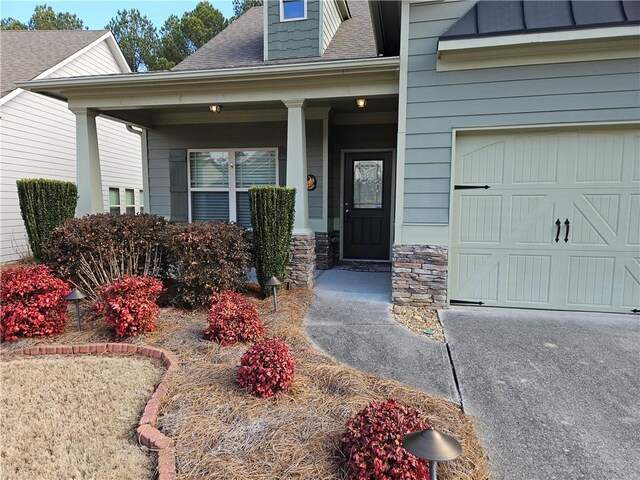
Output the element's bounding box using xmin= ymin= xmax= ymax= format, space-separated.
xmin=0 ymin=343 xmax=179 ymax=480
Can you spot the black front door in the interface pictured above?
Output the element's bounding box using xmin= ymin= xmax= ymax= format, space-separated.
xmin=343 ymin=152 xmax=392 ymax=260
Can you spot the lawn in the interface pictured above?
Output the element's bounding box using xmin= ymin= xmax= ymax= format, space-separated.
xmin=0 ymin=356 xmax=161 ymax=480
xmin=2 ymin=287 xmax=489 ymax=479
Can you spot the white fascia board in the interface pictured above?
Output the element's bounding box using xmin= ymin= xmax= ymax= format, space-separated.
xmin=103 ymin=32 xmax=132 ymax=73
xmin=438 ymin=25 xmax=640 ymax=52
xmin=0 ymin=88 xmax=24 ymax=107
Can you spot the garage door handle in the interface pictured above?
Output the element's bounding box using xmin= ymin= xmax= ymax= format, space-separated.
xmin=555 ymin=219 xmax=561 ymax=243
xmin=564 ymin=219 xmax=570 ymax=243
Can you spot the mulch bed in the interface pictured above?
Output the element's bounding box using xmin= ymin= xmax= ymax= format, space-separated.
xmin=1 ymin=286 xmax=489 ymax=479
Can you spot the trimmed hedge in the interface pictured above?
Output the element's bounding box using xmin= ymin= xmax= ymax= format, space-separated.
xmin=249 ymin=186 xmax=296 ymax=296
xmin=16 ymin=178 xmax=77 ymax=261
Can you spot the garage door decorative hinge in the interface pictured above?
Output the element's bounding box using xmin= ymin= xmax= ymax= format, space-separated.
xmin=454 ymin=184 xmax=491 ymax=190
xmin=450 ymin=299 xmax=485 ymax=306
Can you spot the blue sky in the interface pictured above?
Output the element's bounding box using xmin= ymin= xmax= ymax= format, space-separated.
xmin=1 ymin=1 xmax=236 ymax=29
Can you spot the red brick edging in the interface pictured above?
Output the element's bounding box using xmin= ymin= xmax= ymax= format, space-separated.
xmin=0 ymin=343 xmax=179 ymax=480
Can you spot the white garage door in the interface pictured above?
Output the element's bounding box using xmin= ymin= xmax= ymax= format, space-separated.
xmin=451 ymin=127 xmax=640 ymax=313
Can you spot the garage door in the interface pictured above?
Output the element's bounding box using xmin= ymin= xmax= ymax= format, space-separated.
xmin=450 ymin=127 xmax=640 ymax=313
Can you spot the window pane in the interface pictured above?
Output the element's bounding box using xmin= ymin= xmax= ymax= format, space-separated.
xmin=283 ymin=0 xmax=305 ymax=19
xmin=192 ymin=192 xmax=229 ymax=222
xmin=125 ymin=206 xmax=136 ymax=215
xmin=109 ymin=188 xmax=120 ymax=207
xmin=110 ymin=207 xmax=120 ymax=214
xmin=125 ymin=189 xmax=135 ymax=205
xmin=140 ymin=190 xmax=144 ymax=213
xmin=190 ymin=151 xmax=229 ymax=188
xmin=353 ymin=160 xmax=383 ymax=209
xmin=236 ymin=192 xmax=251 ymax=228
xmin=235 ymin=150 xmax=277 ymax=187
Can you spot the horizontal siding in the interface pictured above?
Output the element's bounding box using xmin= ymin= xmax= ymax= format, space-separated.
xmin=49 ymin=40 xmax=121 ymax=78
xmin=403 ymin=0 xmax=640 ymax=225
xmin=322 ymin=0 xmax=342 ymax=53
xmin=268 ymin=0 xmax=320 ymax=60
xmin=0 ymin=90 xmax=141 ymax=263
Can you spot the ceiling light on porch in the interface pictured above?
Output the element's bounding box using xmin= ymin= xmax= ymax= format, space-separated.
xmin=209 ymin=105 xmax=222 ymax=113
xmin=355 ymin=98 xmax=368 ymax=108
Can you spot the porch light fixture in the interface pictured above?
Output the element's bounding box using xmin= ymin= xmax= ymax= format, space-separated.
xmin=209 ymin=105 xmax=222 ymax=113
xmin=403 ymin=426 xmax=462 ymax=480
xmin=266 ymin=276 xmax=281 ymax=311
xmin=64 ymin=287 xmax=87 ymax=331
xmin=355 ymin=98 xmax=368 ymax=108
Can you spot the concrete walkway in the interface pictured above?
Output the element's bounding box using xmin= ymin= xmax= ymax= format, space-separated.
xmin=304 ymin=269 xmax=459 ymax=403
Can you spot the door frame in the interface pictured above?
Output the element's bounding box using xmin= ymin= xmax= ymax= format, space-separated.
xmin=340 ymin=148 xmax=396 ymax=261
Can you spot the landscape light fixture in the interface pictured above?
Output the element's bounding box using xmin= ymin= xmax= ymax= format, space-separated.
xmin=266 ymin=276 xmax=281 ymax=312
xmin=64 ymin=287 xmax=87 ymax=331
xmin=209 ymin=105 xmax=222 ymax=113
xmin=355 ymin=98 xmax=368 ymax=108
xmin=403 ymin=426 xmax=462 ymax=480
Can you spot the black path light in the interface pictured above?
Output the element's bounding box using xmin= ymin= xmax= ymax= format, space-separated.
xmin=266 ymin=276 xmax=281 ymax=311
xmin=403 ymin=426 xmax=462 ymax=480
xmin=64 ymin=287 xmax=87 ymax=331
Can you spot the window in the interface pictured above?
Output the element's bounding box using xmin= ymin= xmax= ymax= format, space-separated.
xmin=140 ymin=190 xmax=144 ymax=214
xmin=188 ymin=149 xmax=278 ymax=227
xmin=125 ymin=189 xmax=136 ymax=214
xmin=281 ymin=0 xmax=306 ymax=21
xmin=109 ymin=188 xmax=121 ymax=214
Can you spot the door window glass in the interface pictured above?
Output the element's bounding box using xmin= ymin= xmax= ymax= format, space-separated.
xmin=353 ymin=160 xmax=383 ymax=209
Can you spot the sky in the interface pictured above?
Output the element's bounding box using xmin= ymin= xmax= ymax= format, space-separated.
xmin=0 ymin=0 xmax=236 ymax=29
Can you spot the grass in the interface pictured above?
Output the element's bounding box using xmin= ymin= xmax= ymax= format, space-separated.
xmin=2 ymin=287 xmax=490 ymax=479
xmin=0 ymin=356 xmax=161 ymax=480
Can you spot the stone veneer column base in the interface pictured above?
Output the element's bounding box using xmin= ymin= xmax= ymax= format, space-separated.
xmin=392 ymin=244 xmax=448 ymax=308
xmin=315 ymin=232 xmax=331 ymax=270
xmin=286 ymin=233 xmax=316 ymax=288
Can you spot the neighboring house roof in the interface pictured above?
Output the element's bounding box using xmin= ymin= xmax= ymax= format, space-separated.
xmin=0 ymin=29 xmax=109 ymax=98
xmin=441 ymin=0 xmax=640 ymax=40
xmin=172 ymin=3 xmax=377 ymax=72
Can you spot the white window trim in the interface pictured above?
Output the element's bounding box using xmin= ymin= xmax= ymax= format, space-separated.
xmin=187 ymin=147 xmax=280 ymax=223
xmin=280 ymin=0 xmax=307 ymax=22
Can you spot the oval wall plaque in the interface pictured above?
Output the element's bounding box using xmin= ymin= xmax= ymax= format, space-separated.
xmin=307 ymin=174 xmax=317 ymax=191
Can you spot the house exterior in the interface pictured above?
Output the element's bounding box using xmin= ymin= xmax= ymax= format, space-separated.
xmin=0 ymin=30 xmax=144 ymax=263
xmin=20 ymin=0 xmax=640 ymax=313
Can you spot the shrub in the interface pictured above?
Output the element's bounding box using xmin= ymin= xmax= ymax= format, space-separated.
xmin=341 ymin=398 xmax=430 ymax=480
xmin=16 ymin=179 xmax=77 ymax=261
xmin=165 ymin=222 xmax=251 ymax=309
xmin=249 ymin=186 xmax=296 ymax=296
xmin=0 ymin=265 xmax=71 ymax=341
xmin=237 ymin=338 xmax=295 ymax=398
xmin=204 ymin=290 xmax=264 ymax=346
xmin=94 ymin=275 xmax=163 ymax=338
xmin=42 ymin=214 xmax=167 ymax=299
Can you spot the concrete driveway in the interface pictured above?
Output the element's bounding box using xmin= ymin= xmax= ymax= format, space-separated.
xmin=441 ymin=308 xmax=640 ymax=480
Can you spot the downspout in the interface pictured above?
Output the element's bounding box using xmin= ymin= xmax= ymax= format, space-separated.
xmin=126 ymin=124 xmax=150 ymax=213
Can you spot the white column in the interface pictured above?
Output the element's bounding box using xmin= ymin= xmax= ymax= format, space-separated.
xmin=283 ymin=99 xmax=312 ymax=235
xmin=74 ymin=108 xmax=103 ymax=216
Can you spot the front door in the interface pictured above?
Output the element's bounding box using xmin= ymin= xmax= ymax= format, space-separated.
xmin=343 ymin=152 xmax=392 ymax=260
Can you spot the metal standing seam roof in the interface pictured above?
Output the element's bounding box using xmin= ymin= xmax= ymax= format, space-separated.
xmin=172 ymin=3 xmax=377 ymax=72
xmin=441 ymin=0 xmax=640 ymax=40
xmin=0 ymin=29 xmax=108 ymax=98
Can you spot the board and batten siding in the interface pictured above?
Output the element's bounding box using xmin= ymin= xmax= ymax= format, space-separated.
xmin=267 ymin=0 xmax=320 ymax=60
xmin=403 ymin=0 xmax=640 ymax=226
xmin=321 ymin=0 xmax=342 ymax=54
xmin=147 ymin=120 xmax=324 ymax=223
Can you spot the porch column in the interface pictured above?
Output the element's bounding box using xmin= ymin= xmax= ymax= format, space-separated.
xmin=283 ymin=99 xmax=311 ymax=235
xmin=73 ymin=108 xmax=103 ymax=216
xmin=283 ymin=99 xmax=315 ymax=288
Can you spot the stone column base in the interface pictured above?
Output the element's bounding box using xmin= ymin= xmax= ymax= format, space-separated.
xmin=286 ymin=233 xmax=316 ymax=288
xmin=315 ymin=231 xmax=339 ymax=270
xmin=392 ymin=244 xmax=448 ymax=308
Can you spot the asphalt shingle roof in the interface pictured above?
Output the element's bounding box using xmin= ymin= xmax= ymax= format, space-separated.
xmin=0 ymin=29 xmax=107 ymax=98
xmin=172 ymin=3 xmax=377 ymax=72
xmin=442 ymin=0 xmax=640 ymax=40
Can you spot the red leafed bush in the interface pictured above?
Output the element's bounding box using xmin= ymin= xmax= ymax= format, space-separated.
xmin=204 ymin=291 xmax=264 ymax=346
xmin=237 ymin=338 xmax=295 ymax=398
xmin=341 ymin=398 xmax=430 ymax=480
xmin=94 ymin=275 xmax=163 ymax=338
xmin=0 ymin=265 xmax=70 ymax=341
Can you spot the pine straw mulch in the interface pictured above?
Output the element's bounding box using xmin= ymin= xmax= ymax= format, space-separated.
xmin=2 ymin=287 xmax=490 ymax=479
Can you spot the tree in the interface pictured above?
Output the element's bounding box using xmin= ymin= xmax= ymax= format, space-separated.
xmin=28 ymin=4 xmax=85 ymax=30
xmin=232 ymin=0 xmax=263 ymax=19
xmin=0 ymin=18 xmax=27 ymax=30
xmin=105 ymin=9 xmax=158 ymax=72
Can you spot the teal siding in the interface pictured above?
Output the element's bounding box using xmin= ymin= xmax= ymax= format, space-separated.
xmin=267 ymin=0 xmax=320 ymax=60
xmin=404 ymin=0 xmax=640 ymax=225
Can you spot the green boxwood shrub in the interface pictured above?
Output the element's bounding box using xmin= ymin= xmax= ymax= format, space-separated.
xmin=249 ymin=186 xmax=296 ymax=296
xmin=16 ymin=179 xmax=77 ymax=261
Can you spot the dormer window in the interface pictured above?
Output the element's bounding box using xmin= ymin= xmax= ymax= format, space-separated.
xmin=280 ymin=0 xmax=306 ymax=21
